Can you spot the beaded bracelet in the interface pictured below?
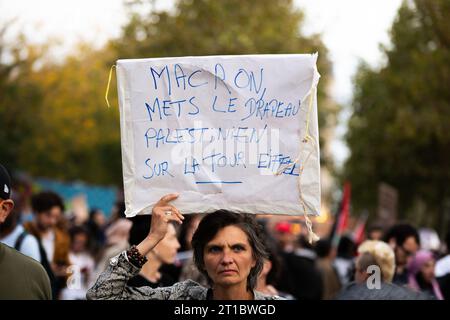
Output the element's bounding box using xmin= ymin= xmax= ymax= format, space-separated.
xmin=126 ymin=245 xmax=148 ymax=268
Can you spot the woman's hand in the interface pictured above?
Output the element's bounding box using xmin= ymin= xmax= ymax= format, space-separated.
xmin=136 ymin=193 xmax=184 ymax=256
xmin=149 ymin=193 xmax=184 ymax=240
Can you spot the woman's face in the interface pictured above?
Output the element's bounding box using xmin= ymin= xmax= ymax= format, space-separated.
xmin=420 ymin=259 xmax=436 ymax=283
xmin=153 ymin=224 xmax=180 ymax=264
xmin=203 ymin=225 xmax=256 ymax=289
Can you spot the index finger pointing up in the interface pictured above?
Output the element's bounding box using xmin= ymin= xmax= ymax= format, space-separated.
xmin=158 ymin=193 xmax=179 ymax=205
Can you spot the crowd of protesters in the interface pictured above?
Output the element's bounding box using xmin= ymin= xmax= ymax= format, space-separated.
xmin=1 ymin=163 xmax=450 ymax=300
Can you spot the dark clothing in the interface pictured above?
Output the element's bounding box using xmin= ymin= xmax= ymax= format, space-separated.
xmin=127 ymin=272 xmax=175 ymax=288
xmin=437 ymin=274 xmax=450 ymax=300
xmin=277 ymin=250 xmax=323 ymax=300
xmin=160 ymin=263 xmax=182 ymax=284
xmin=84 ymin=220 xmax=105 ymax=259
xmin=393 ymin=269 xmax=409 ymax=286
xmin=337 ymin=281 xmax=430 ymax=300
xmin=0 ymin=243 xmax=52 ymax=300
xmin=414 ymin=272 xmax=442 ymax=300
xmin=317 ymin=259 xmax=342 ymax=299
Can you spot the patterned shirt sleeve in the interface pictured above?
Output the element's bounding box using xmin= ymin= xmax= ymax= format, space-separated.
xmin=86 ymin=251 xmax=174 ymax=300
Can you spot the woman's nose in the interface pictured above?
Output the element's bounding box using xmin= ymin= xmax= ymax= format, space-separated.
xmin=220 ymin=249 xmax=234 ymax=264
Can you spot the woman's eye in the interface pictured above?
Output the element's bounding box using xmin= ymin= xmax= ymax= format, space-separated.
xmin=209 ymin=246 xmax=221 ymax=253
xmin=233 ymin=246 xmax=244 ymax=252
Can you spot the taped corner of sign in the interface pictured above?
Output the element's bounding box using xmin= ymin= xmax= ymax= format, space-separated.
xmin=311 ymin=55 xmax=321 ymax=90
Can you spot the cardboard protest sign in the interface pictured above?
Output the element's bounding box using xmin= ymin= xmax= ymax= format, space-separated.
xmin=116 ymin=54 xmax=321 ymax=217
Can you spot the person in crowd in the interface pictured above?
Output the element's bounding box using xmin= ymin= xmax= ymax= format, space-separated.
xmin=436 ymin=230 xmax=450 ymax=299
xmin=337 ymin=240 xmax=427 ymax=300
xmin=90 ymin=201 xmax=132 ymax=285
xmin=0 ymin=191 xmax=41 ymax=262
xmin=408 ymin=249 xmax=443 ymax=300
xmin=255 ymin=235 xmax=294 ymax=299
xmin=277 ymin=233 xmax=323 ymax=300
xmin=435 ymin=229 xmax=450 ymax=277
xmin=384 ymin=223 xmax=420 ymax=285
xmin=354 ymin=241 xmax=395 ymax=285
xmin=0 ymin=164 xmax=52 ymax=299
xmin=418 ymin=228 xmax=440 ymax=253
xmin=87 ymin=194 xmax=283 ymax=300
xmin=334 ymin=235 xmax=357 ymax=285
xmin=24 ymin=190 xmax=71 ymax=299
xmin=84 ymin=208 xmax=106 ymax=262
xmin=60 ymin=226 xmax=96 ymax=300
xmin=178 ymin=214 xmax=202 ymax=252
xmin=105 ymin=201 xmax=127 ymax=227
xmin=271 ymin=220 xmax=297 ymax=253
xmin=315 ymin=239 xmax=341 ymax=299
xmin=10 ymin=175 xmax=34 ymax=224
xmin=367 ymin=224 xmax=384 ymax=241
xmin=126 ymin=214 xmax=180 ymax=288
xmin=178 ymin=213 xmax=208 ymax=286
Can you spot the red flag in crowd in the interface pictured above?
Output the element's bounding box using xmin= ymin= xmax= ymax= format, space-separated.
xmin=336 ymin=182 xmax=351 ymax=235
xmin=331 ymin=181 xmax=352 ymax=247
xmin=352 ymin=211 xmax=368 ymax=245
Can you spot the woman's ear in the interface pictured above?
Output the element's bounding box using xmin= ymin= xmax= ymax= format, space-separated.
xmin=263 ymin=259 xmax=272 ymax=273
xmin=0 ymin=199 xmax=14 ymax=224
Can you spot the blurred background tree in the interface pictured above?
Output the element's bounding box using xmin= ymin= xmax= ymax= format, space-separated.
xmin=19 ymin=44 xmax=122 ymax=185
xmin=344 ymin=0 xmax=450 ymax=231
xmin=4 ymin=0 xmax=449 ymax=232
xmin=0 ymin=0 xmax=338 ymax=188
xmin=0 ymin=24 xmax=45 ymax=171
xmin=0 ymin=29 xmax=121 ymax=185
xmin=114 ymin=0 xmax=338 ymax=169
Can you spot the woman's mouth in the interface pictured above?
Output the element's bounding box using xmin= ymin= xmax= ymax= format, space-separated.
xmin=219 ymin=270 xmax=237 ymax=275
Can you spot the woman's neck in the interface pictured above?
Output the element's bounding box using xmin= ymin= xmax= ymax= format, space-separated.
xmin=140 ymin=251 xmax=162 ymax=283
xmin=213 ymin=283 xmax=254 ymax=300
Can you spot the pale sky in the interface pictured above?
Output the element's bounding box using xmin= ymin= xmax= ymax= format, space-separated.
xmin=0 ymin=0 xmax=403 ymax=166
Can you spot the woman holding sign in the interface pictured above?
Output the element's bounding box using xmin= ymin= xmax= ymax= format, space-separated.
xmin=86 ymin=194 xmax=281 ymax=300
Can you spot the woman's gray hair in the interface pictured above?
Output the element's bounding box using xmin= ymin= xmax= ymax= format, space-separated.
xmin=191 ymin=210 xmax=268 ymax=291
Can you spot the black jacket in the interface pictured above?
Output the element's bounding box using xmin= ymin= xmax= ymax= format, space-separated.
xmin=277 ymin=250 xmax=323 ymax=300
xmin=337 ymin=282 xmax=430 ymax=300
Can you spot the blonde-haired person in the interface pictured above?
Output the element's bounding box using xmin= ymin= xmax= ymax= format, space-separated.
xmin=337 ymin=240 xmax=428 ymax=300
xmin=356 ymin=240 xmax=395 ymax=283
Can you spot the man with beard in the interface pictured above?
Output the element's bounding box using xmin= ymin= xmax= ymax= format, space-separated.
xmin=0 ymin=164 xmax=51 ymax=299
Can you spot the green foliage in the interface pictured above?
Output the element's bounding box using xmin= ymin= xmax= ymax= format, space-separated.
xmin=344 ymin=0 xmax=450 ymax=227
xmin=0 ymin=30 xmax=121 ymax=184
xmin=21 ymin=44 xmax=122 ymax=185
xmin=1 ymin=0 xmax=337 ymax=187
xmin=115 ymin=0 xmax=338 ymax=167
xmin=0 ymin=26 xmax=45 ymax=170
